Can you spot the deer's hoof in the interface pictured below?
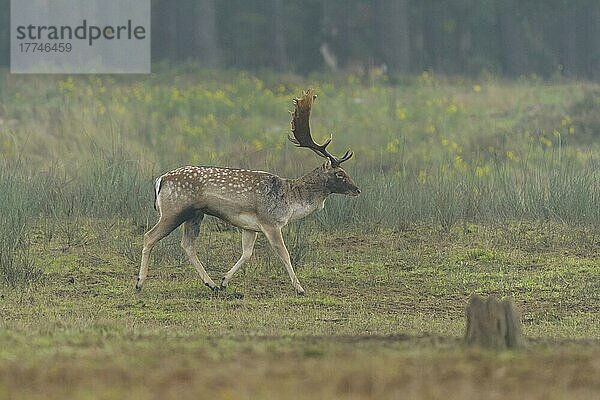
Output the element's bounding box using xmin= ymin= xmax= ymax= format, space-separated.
xmin=205 ymin=282 xmax=220 ymax=292
xmin=135 ymin=279 xmax=143 ymax=291
xmin=295 ymin=287 xmax=306 ymax=296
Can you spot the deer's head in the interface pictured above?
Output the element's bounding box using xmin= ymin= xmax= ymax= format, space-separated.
xmin=289 ymin=89 xmax=361 ymax=197
xmin=320 ymin=160 xmax=361 ymax=196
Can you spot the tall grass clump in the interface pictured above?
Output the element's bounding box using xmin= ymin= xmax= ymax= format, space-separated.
xmin=0 ymin=161 xmax=42 ymax=286
xmin=1 ymin=69 xmax=599 ymax=240
xmin=0 ymin=144 xmax=155 ymax=285
xmin=40 ymin=151 xmax=153 ymax=222
xmin=316 ymin=152 xmax=600 ymax=231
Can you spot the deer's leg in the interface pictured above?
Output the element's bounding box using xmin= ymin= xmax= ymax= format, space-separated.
xmin=137 ymin=216 xmax=182 ymax=290
xmin=220 ymin=229 xmax=257 ymax=289
xmin=180 ymin=214 xmax=219 ymax=291
xmin=262 ymin=226 xmax=305 ymax=295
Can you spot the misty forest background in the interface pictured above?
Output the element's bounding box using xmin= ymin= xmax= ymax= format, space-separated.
xmin=0 ymin=0 xmax=599 ymax=79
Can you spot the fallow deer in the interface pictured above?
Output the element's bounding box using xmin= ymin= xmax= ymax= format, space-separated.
xmin=136 ymin=89 xmax=360 ymax=295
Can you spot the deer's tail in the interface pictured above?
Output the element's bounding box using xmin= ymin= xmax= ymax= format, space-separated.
xmin=153 ymin=176 xmax=163 ymax=211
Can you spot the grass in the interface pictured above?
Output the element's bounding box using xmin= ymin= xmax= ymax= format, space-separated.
xmin=1 ymin=221 xmax=599 ymax=398
xmin=1 ymin=68 xmax=599 ymax=230
xmin=0 ymin=67 xmax=599 ymax=398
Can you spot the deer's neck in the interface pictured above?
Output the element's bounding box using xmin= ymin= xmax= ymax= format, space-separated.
xmin=285 ymin=169 xmax=330 ymax=221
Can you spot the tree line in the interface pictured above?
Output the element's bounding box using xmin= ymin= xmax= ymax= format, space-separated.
xmin=1 ymin=0 xmax=599 ymax=80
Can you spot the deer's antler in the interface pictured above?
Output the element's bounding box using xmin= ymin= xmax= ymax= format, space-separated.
xmin=289 ymin=89 xmax=353 ymax=167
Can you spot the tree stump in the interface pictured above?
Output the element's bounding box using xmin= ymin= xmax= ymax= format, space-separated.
xmin=465 ymin=294 xmax=524 ymax=350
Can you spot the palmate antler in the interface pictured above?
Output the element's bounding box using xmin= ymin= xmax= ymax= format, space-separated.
xmin=289 ymin=89 xmax=353 ymax=167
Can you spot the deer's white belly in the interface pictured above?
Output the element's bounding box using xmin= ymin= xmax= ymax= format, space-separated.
xmin=223 ymin=212 xmax=262 ymax=231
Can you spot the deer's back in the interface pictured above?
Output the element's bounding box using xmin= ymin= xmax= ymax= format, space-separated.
xmin=155 ymin=166 xmax=291 ymax=230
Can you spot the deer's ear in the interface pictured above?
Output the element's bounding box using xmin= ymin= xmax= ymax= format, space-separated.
xmin=322 ymin=159 xmax=332 ymax=169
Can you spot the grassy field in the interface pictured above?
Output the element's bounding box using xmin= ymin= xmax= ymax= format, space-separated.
xmin=1 ymin=221 xmax=599 ymax=399
xmin=0 ymin=68 xmax=599 ymax=398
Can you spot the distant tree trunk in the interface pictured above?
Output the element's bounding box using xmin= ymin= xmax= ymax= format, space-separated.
xmin=558 ymin=5 xmax=578 ymax=77
xmin=590 ymin=4 xmax=600 ymax=80
xmin=193 ymin=0 xmax=219 ymax=68
xmin=456 ymin=7 xmax=471 ymax=74
xmin=270 ymin=0 xmax=289 ymax=71
xmin=163 ymin=2 xmax=179 ymax=61
xmin=150 ymin=0 xmax=163 ymax=61
xmin=320 ymin=1 xmax=339 ymax=71
xmin=375 ymin=0 xmax=410 ymax=73
xmin=422 ymin=2 xmax=443 ymax=71
xmin=577 ymin=2 xmax=600 ymax=80
xmin=0 ymin=0 xmax=9 ymax=66
xmin=496 ymin=1 xmax=528 ymax=77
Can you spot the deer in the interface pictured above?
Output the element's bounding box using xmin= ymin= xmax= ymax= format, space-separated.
xmin=136 ymin=89 xmax=360 ymax=295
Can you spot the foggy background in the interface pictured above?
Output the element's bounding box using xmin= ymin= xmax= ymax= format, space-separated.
xmin=1 ymin=0 xmax=599 ymax=79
